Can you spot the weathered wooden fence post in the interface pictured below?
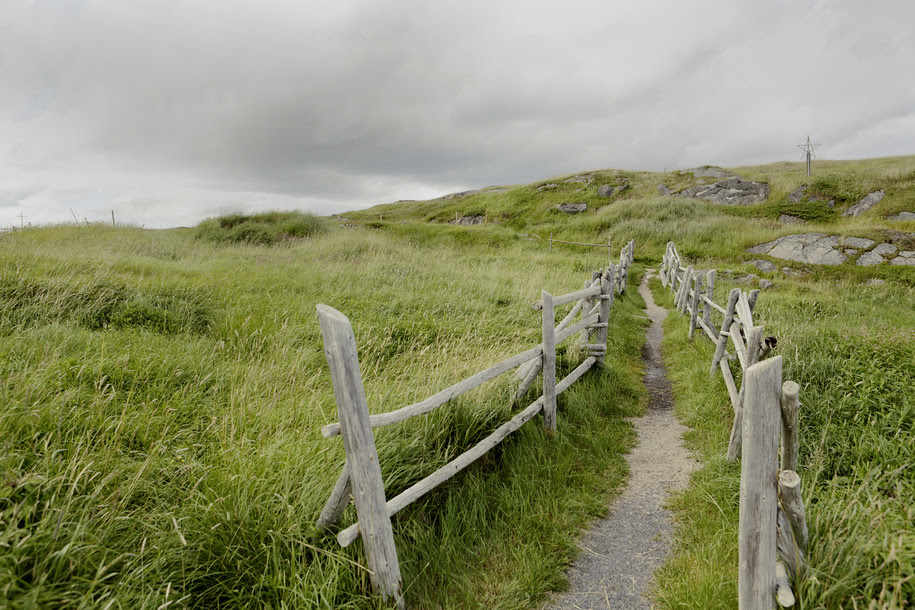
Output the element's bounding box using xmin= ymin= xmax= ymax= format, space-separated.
xmin=317 ymin=305 xmax=405 ymax=609
xmin=704 ymin=269 xmax=716 ymax=329
xmin=541 ymin=290 xmax=557 ymax=435
xmin=689 ymin=272 xmax=701 ymax=338
xmin=595 ymin=271 xmax=611 ymax=365
xmin=739 ymin=356 xmax=782 ymax=610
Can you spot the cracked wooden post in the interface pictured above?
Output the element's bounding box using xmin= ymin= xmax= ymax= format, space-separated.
xmin=541 ymin=290 xmax=557 ymax=435
xmin=739 ymin=356 xmax=782 ymax=610
xmin=317 ymin=305 xmax=404 ymax=608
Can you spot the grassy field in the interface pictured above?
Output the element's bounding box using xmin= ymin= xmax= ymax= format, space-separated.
xmin=2 ymin=155 xmax=914 ymax=608
xmin=0 ymin=218 xmax=648 ymax=608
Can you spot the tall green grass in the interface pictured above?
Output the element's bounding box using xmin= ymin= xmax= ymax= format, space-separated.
xmin=0 ymin=222 xmax=648 ymax=607
xmin=651 ymin=273 xmax=914 ymax=608
xmin=196 ymin=211 xmax=327 ymax=245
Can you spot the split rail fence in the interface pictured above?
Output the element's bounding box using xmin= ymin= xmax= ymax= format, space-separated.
xmin=315 ymin=241 xmax=634 ymax=608
xmin=661 ymin=242 xmax=809 ymax=609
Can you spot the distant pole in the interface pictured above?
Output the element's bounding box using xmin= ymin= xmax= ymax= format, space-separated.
xmin=796 ymin=136 xmax=821 ymax=177
xmin=111 ymin=210 xmax=116 ymax=227
xmin=17 ymin=211 xmax=25 ymax=229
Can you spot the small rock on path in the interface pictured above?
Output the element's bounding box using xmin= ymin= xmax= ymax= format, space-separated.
xmin=547 ymin=272 xmax=697 ymax=609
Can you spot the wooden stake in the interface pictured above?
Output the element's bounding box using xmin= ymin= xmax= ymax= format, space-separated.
xmin=704 ymin=269 xmax=716 ymax=329
xmin=775 ymin=562 xmax=796 ymax=608
xmin=778 ymin=470 xmax=808 ymax=553
xmin=689 ymin=273 xmax=701 ymax=338
xmin=541 ymin=290 xmax=557 ymax=435
xmin=780 ymin=381 xmax=801 ymax=472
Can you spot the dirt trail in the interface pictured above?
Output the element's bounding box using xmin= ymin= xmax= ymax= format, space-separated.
xmin=547 ymin=271 xmax=697 ymax=609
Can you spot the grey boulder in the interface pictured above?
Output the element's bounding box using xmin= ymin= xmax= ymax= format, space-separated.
xmin=748 ymin=233 xmax=846 ymax=266
xmin=679 ymin=178 xmax=770 ymax=205
xmin=843 ymin=190 xmax=885 ymax=217
xmin=556 ymin=203 xmax=587 ymax=214
xmin=749 ymin=259 xmax=776 ymax=273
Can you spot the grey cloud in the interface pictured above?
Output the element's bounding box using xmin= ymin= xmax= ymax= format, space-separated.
xmin=2 ymin=0 xmax=914 ymax=226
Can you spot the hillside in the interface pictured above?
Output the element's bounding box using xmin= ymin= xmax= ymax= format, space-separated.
xmin=1 ymin=156 xmax=913 ymax=608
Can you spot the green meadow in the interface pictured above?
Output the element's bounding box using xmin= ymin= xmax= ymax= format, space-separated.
xmin=2 ymin=155 xmax=914 ymax=608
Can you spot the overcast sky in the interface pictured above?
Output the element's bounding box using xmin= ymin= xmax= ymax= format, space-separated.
xmin=2 ymin=0 xmax=914 ymax=228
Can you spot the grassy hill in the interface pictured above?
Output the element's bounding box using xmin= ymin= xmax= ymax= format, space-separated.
xmin=2 ymin=156 xmax=913 ymax=608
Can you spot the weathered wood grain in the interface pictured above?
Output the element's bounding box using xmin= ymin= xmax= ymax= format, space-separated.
xmin=738 ymin=356 xmax=782 ymax=610
xmin=776 ymin=505 xmax=805 ymax=578
xmin=515 ymin=355 xmax=542 ymax=403
xmin=595 ymin=274 xmax=611 ymax=364
xmin=775 ymin=562 xmax=796 ymax=608
xmin=542 ymin=290 xmax=557 ymax=434
xmin=316 ymin=462 xmax=352 ymax=530
xmin=778 ymin=470 xmax=808 ymax=553
xmin=704 ymin=269 xmax=716 ymax=328
xmin=780 ymin=381 xmax=801 ymax=472
xmin=322 ymin=344 xmax=544 ymax=437
xmin=689 ymin=273 xmax=701 ymax=338
xmin=317 ymin=305 xmax=404 ymax=607
xmin=336 ymin=357 xmax=598 ymax=548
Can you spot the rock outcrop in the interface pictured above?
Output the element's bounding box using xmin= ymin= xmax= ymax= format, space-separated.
xmin=750 ymin=232 xmax=913 ymax=267
xmin=749 ymin=259 xmax=776 ymax=273
xmin=597 ymin=182 xmax=628 ymax=197
xmin=685 ymin=166 xmax=735 ymax=179
xmin=679 ymin=178 xmax=769 ymax=205
xmin=843 ymin=190 xmax=885 ymax=217
xmin=449 ymin=215 xmax=486 ymax=226
xmin=888 ymin=211 xmax=915 ymax=222
xmin=747 ymin=233 xmax=847 ymax=265
xmin=556 ymin=203 xmax=587 ymax=214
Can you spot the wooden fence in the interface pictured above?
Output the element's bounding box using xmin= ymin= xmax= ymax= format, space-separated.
xmin=660 ymin=242 xmax=808 ymax=609
xmin=315 ymin=241 xmax=635 ymax=608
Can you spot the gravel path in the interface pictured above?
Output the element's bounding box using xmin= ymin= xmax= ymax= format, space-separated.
xmin=547 ymin=272 xmax=697 ymax=609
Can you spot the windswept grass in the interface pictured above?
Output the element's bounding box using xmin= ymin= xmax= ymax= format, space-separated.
xmin=650 ymin=272 xmax=914 ymax=608
xmin=0 ymin=223 xmax=648 ymax=608
xmin=2 ymin=155 xmax=912 ymax=607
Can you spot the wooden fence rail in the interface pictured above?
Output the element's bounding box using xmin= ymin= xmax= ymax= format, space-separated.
xmin=315 ymin=241 xmax=635 ymax=608
xmin=660 ymin=242 xmax=809 ymax=609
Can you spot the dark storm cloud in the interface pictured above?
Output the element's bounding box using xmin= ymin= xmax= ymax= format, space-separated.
xmin=2 ymin=0 xmax=914 ymax=227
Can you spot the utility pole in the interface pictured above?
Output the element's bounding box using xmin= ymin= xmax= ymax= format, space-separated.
xmin=796 ymin=136 xmax=821 ymax=177
xmin=17 ymin=211 xmax=25 ymax=229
